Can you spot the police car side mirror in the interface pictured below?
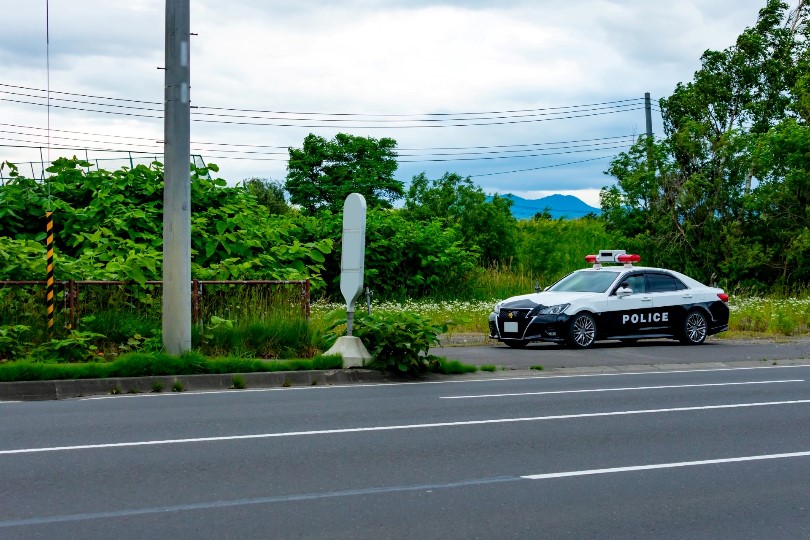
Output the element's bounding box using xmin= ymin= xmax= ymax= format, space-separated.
xmin=616 ymin=286 xmax=633 ymax=298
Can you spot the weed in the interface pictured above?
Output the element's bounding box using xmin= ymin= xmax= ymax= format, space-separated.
xmin=151 ymin=381 xmax=164 ymax=392
xmin=282 ymin=378 xmax=291 ymax=387
xmin=109 ymin=385 xmax=121 ymax=395
xmin=430 ymin=358 xmax=477 ymax=374
xmin=171 ymin=380 xmax=185 ymax=392
xmin=480 ymin=364 xmax=497 ymax=372
xmin=530 ymin=365 xmax=544 ymax=370
xmin=311 ymin=379 xmax=319 ymax=385
xmin=231 ymin=375 xmax=246 ymax=389
xmin=127 ymin=386 xmax=141 ymax=394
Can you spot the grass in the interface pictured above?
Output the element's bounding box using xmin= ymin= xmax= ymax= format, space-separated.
xmin=431 ymin=358 xmax=478 ymax=375
xmin=315 ymin=294 xmax=810 ymax=340
xmin=0 ymin=350 xmax=344 ymax=383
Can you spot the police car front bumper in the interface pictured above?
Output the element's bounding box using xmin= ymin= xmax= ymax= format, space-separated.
xmin=488 ymin=311 xmax=571 ymax=343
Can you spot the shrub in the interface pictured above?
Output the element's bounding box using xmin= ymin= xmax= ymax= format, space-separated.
xmin=0 ymin=325 xmax=31 ymax=361
xmin=29 ymin=330 xmax=107 ymax=362
xmin=327 ymin=311 xmax=449 ymax=374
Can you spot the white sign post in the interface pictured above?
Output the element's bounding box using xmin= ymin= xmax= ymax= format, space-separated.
xmin=323 ymin=193 xmax=371 ymax=367
xmin=340 ymin=193 xmax=366 ymax=335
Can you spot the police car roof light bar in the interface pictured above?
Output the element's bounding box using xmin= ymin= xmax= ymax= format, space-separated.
xmin=585 ymin=250 xmax=640 ymax=269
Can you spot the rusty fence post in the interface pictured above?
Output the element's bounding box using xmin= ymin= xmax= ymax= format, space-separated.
xmin=192 ymin=279 xmax=200 ymax=324
xmin=68 ymin=279 xmax=76 ymax=330
xmin=303 ymin=279 xmax=310 ymax=321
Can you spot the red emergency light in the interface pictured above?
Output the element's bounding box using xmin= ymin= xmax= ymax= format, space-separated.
xmin=616 ymin=254 xmax=641 ymax=264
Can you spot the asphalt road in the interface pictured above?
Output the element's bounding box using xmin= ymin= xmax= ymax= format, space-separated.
xmin=2 ymin=364 xmax=809 ymax=538
xmin=431 ymin=337 xmax=810 ymax=369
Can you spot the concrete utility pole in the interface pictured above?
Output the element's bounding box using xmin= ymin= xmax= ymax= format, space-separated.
xmin=163 ymin=0 xmax=192 ymax=355
xmin=644 ymin=92 xmax=653 ymax=139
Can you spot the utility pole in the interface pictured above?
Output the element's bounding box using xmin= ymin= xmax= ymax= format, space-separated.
xmin=644 ymin=92 xmax=653 ymax=139
xmin=163 ymin=0 xmax=191 ymax=355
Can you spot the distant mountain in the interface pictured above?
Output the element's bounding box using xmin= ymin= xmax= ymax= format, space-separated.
xmin=489 ymin=193 xmax=601 ymax=220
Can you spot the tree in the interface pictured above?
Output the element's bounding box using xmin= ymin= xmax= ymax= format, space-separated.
xmin=285 ymin=133 xmax=403 ymax=213
xmin=601 ymin=0 xmax=810 ymax=287
xmin=402 ymin=172 xmax=517 ymax=264
xmin=241 ymin=177 xmax=290 ymax=215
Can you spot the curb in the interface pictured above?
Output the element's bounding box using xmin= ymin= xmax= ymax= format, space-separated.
xmin=0 ymin=369 xmax=388 ymax=401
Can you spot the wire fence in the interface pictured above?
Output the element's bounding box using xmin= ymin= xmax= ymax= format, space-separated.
xmin=0 ymin=279 xmax=310 ymax=332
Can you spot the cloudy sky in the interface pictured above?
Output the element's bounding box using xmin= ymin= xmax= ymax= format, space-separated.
xmin=0 ymin=0 xmax=773 ymax=208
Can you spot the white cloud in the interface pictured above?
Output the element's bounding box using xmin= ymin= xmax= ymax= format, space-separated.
xmin=0 ymin=0 xmax=776 ymax=204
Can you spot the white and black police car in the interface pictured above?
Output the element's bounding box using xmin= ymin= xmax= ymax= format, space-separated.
xmin=488 ymin=250 xmax=729 ymax=349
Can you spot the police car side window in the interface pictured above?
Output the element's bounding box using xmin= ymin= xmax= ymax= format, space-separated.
xmin=614 ymin=273 xmax=645 ymax=294
xmin=648 ymin=273 xmax=683 ymax=292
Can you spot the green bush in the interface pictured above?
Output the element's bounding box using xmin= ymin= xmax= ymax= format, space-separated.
xmin=0 ymin=325 xmax=31 ymax=361
xmin=327 ymin=311 xmax=449 ymax=374
xmin=29 ymin=330 xmax=107 ymax=363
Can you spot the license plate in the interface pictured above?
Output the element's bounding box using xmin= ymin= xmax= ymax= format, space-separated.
xmin=503 ymin=321 xmax=518 ymax=333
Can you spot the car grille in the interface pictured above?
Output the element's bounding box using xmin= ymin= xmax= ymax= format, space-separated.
xmin=495 ymin=308 xmax=533 ymax=338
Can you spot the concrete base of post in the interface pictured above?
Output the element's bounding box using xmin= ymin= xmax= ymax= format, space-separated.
xmin=323 ymin=336 xmax=372 ymax=368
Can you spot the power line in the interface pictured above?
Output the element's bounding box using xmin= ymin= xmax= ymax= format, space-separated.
xmin=0 ymin=83 xmax=646 ymax=117
xmin=1 ymin=94 xmax=645 ymax=128
xmin=468 ymin=156 xmax=613 ymax=177
xmin=1 ymin=122 xmax=638 ymax=152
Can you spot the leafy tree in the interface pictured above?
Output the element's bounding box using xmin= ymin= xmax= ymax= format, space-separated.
xmin=241 ymin=177 xmax=290 ymax=215
xmin=402 ymin=172 xmax=517 ymax=264
xmin=601 ymin=0 xmax=810 ymax=287
xmin=285 ymin=133 xmax=403 ymax=213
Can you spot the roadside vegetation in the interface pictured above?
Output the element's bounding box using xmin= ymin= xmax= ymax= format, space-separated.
xmin=2 ymin=1 xmax=810 ymax=382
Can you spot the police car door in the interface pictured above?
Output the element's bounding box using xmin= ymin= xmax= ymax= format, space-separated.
xmin=603 ymin=272 xmax=654 ymax=338
xmin=647 ymin=271 xmax=689 ymax=335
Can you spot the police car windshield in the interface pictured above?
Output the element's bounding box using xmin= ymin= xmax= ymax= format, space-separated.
xmin=548 ymin=270 xmax=621 ymax=293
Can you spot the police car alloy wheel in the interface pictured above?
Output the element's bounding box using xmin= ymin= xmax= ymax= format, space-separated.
xmin=567 ymin=312 xmax=596 ymax=349
xmin=488 ymin=250 xmax=730 ymax=349
xmin=680 ymin=310 xmax=708 ymax=345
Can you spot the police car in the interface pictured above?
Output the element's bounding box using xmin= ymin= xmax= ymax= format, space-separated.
xmin=488 ymin=250 xmax=729 ymax=349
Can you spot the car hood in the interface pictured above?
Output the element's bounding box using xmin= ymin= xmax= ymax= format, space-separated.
xmin=497 ymin=291 xmax=600 ymax=309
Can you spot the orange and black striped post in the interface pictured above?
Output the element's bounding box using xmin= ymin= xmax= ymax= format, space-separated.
xmin=45 ymin=211 xmax=55 ymax=332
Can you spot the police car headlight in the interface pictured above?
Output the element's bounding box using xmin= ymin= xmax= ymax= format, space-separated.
xmin=536 ymin=303 xmax=570 ymax=315
xmin=494 ymin=301 xmax=503 ymax=313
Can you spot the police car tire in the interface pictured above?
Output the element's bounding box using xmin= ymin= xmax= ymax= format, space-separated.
xmin=566 ymin=313 xmax=597 ymax=349
xmin=504 ymin=339 xmax=529 ymax=349
xmin=679 ymin=309 xmax=708 ymax=345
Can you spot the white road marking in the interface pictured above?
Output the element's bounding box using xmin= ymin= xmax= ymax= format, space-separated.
xmin=3 ymin=448 xmax=809 ymax=527
xmin=522 ymin=450 xmax=810 ymax=479
xmin=440 ymin=380 xmax=805 ymax=399
xmin=71 ymin=364 xmax=810 ymax=401
xmin=2 ymin=399 xmax=809 ymax=456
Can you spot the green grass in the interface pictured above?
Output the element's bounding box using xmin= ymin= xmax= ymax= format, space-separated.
xmin=0 ymin=351 xmax=344 ymax=383
xmin=430 ymin=358 xmax=478 ymax=375
xmin=479 ymin=364 xmax=497 ymax=372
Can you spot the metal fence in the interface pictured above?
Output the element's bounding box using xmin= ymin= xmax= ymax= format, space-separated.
xmin=0 ymin=279 xmax=310 ymax=331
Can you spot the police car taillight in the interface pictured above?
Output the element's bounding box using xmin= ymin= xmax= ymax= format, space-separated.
xmin=717 ymin=293 xmax=729 ymax=303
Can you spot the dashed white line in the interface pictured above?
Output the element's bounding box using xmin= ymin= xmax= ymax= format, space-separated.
xmin=522 ymin=450 xmax=810 ymax=479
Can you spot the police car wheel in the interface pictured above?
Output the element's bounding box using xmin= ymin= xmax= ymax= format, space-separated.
xmin=680 ymin=310 xmax=707 ymax=345
xmin=567 ymin=313 xmax=596 ymax=349
xmin=504 ymin=339 xmax=529 ymax=349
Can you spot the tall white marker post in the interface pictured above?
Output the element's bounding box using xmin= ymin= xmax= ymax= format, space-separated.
xmin=324 ymin=194 xmax=372 ymax=367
